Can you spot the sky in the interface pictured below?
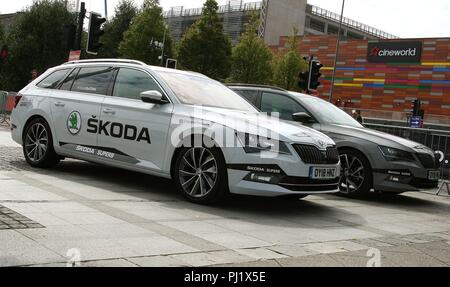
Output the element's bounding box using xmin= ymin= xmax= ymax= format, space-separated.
xmin=1 ymin=0 xmax=449 ymax=38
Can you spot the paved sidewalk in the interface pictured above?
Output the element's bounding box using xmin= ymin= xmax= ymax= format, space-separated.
xmin=1 ymin=128 xmax=450 ymax=267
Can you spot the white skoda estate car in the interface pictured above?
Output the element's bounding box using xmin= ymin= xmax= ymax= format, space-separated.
xmin=10 ymin=59 xmax=340 ymax=204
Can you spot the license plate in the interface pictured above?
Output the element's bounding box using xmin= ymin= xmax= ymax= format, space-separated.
xmin=428 ymin=170 xmax=440 ymax=181
xmin=310 ymin=167 xmax=337 ymax=180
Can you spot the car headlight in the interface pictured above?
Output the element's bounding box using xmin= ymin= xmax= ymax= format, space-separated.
xmin=236 ymin=132 xmax=291 ymax=155
xmin=379 ymin=146 xmax=415 ymax=162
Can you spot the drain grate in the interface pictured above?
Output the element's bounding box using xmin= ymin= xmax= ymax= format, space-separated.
xmin=0 ymin=204 xmax=44 ymax=230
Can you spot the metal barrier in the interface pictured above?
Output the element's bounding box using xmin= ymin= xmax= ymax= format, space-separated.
xmin=365 ymin=123 xmax=450 ymax=181
xmin=0 ymin=91 xmax=9 ymax=126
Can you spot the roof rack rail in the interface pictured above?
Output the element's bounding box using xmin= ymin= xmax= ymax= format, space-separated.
xmin=63 ymin=59 xmax=146 ymax=66
xmin=226 ymin=83 xmax=287 ymax=92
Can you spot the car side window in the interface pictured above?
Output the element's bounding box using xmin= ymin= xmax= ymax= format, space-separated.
xmin=36 ymin=69 xmax=71 ymax=89
xmin=71 ymin=67 xmax=115 ymax=95
xmin=59 ymin=68 xmax=79 ymax=91
xmin=233 ymin=89 xmax=258 ymax=106
xmin=261 ymin=92 xmax=307 ymax=121
xmin=113 ymin=68 xmax=163 ymax=100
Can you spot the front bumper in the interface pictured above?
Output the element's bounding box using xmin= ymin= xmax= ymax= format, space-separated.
xmin=373 ymin=169 xmax=439 ymax=192
xmin=226 ymin=164 xmax=340 ymax=196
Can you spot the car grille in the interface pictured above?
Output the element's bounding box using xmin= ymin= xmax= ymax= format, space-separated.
xmin=293 ymin=145 xmax=339 ymax=164
xmin=416 ymin=153 xmax=440 ymax=169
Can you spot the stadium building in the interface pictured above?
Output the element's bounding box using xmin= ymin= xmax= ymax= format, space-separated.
xmin=164 ymin=0 xmax=398 ymax=45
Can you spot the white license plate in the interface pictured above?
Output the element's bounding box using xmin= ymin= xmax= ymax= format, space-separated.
xmin=428 ymin=170 xmax=440 ymax=180
xmin=310 ymin=167 xmax=337 ymax=179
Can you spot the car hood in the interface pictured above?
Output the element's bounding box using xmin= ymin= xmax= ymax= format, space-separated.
xmin=173 ymin=105 xmax=335 ymax=147
xmin=322 ymin=123 xmax=432 ymax=152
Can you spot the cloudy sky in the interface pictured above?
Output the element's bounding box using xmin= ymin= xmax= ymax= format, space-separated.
xmin=1 ymin=0 xmax=449 ymax=38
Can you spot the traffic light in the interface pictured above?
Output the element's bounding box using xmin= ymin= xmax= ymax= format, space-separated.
xmin=298 ymin=71 xmax=309 ymax=91
xmin=166 ymin=58 xmax=177 ymax=69
xmin=87 ymin=12 xmax=106 ymax=55
xmin=412 ymin=99 xmax=421 ymax=117
xmin=308 ymin=60 xmax=323 ymax=91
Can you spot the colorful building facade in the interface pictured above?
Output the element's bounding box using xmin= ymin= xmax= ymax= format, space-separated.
xmin=272 ymin=35 xmax=450 ymax=117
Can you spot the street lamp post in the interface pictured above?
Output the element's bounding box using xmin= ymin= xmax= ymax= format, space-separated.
xmin=160 ymin=24 xmax=168 ymax=66
xmin=329 ymin=0 xmax=345 ymax=103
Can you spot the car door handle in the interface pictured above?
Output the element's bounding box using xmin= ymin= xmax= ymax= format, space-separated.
xmin=103 ymin=108 xmax=116 ymax=115
xmin=54 ymin=101 xmax=65 ymax=107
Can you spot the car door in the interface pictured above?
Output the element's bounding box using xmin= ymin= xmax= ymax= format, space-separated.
xmin=50 ymin=66 xmax=115 ymax=156
xmin=97 ymin=67 xmax=173 ymax=173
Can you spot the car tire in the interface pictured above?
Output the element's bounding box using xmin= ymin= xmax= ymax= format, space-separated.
xmin=338 ymin=148 xmax=372 ymax=197
xmin=174 ymin=146 xmax=228 ymax=204
xmin=22 ymin=118 xmax=60 ymax=168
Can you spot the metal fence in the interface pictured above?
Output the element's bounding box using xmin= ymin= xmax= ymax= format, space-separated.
xmin=365 ymin=123 xmax=450 ymax=180
xmin=0 ymin=91 xmax=10 ymax=126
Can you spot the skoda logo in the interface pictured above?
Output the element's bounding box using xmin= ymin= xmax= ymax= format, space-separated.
xmin=317 ymin=139 xmax=325 ymax=148
xmin=67 ymin=111 xmax=81 ymax=135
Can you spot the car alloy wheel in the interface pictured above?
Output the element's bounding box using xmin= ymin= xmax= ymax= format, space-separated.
xmin=178 ymin=147 xmax=218 ymax=198
xmin=24 ymin=122 xmax=49 ymax=163
xmin=339 ymin=153 xmax=365 ymax=194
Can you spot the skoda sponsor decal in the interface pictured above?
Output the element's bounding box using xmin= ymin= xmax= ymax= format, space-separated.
xmin=67 ymin=111 xmax=82 ymax=135
xmin=87 ymin=117 xmax=151 ymax=144
xmin=59 ymin=142 xmax=140 ymax=164
xmin=367 ymin=41 xmax=422 ymax=63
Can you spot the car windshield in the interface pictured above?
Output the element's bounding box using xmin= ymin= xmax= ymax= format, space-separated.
xmin=290 ymin=92 xmax=363 ymax=127
xmin=156 ymin=71 xmax=257 ymax=112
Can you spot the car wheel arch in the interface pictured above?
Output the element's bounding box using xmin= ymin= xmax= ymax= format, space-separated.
xmin=338 ymin=146 xmax=374 ymax=188
xmin=169 ymin=134 xmax=226 ymax=179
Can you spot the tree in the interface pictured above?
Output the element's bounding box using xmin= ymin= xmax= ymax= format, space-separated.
xmin=177 ymin=0 xmax=232 ymax=80
xmin=119 ymin=0 xmax=173 ymax=65
xmin=2 ymin=0 xmax=75 ymax=91
xmin=230 ymin=13 xmax=273 ymax=84
xmin=0 ymin=23 xmax=4 ymax=44
xmin=272 ymin=28 xmax=308 ymax=91
xmin=98 ymin=0 xmax=138 ymax=58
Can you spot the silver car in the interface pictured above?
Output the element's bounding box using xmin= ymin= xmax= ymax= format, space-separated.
xmin=229 ymin=84 xmax=440 ymax=196
xmin=10 ymin=59 xmax=341 ymax=204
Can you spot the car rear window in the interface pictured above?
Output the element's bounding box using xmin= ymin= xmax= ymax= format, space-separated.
xmin=36 ymin=69 xmax=71 ymax=89
xmin=71 ymin=67 xmax=115 ymax=95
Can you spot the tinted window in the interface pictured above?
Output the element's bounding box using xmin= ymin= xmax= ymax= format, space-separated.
xmin=71 ymin=67 xmax=115 ymax=95
xmin=261 ymin=92 xmax=306 ymax=121
xmin=234 ymin=89 xmax=258 ymax=106
xmin=36 ymin=69 xmax=70 ymax=89
xmin=59 ymin=68 xmax=79 ymax=91
xmin=113 ymin=68 xmax=162 ymax=100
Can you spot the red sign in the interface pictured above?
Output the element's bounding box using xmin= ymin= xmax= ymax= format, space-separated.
xmin=68 ymin=50 xmax=81 ymax=62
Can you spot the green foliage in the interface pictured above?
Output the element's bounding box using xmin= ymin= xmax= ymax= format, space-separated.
xmin=1 ymin=0 xmax=75 ymax=91
xmin=272 ymin=28 xmax=308 ymax=91
xmin=98 ymin=0 xmax=138 ymax=58
xmin=230 ymin=13 xmax=273 ymax=84
xmin=177 ymin=0 xmax=232 ymax=80
xmin=0 ymin=23 xmax=4 ymax=44
xmin=119 ymin=0 xmax=173 ymax=64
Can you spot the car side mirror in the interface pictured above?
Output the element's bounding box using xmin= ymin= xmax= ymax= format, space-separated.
xmin=140 ymin=90 xmax=168 ymax=104
xmin=292 ymin=112 xmax=313 ymax=123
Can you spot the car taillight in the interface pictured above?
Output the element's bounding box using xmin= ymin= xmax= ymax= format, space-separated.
xmin=14 ymin=95 xmax=22 ymax=108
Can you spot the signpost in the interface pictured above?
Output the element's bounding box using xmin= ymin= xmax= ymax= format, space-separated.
xmin=68 ymin=50 xmax=81 ymax=62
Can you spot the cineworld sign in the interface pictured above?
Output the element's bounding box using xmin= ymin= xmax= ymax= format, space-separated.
xmin=367 ymin=41 xmax=422 ymax=63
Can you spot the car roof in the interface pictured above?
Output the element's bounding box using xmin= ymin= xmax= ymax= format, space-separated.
xmin=227 ymin=84 xmax=322 ymax=101
xmin=227 ymin=83 xmax=287 ymax=92
xmin=60 ymin=58 xmax=208 ymax=79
